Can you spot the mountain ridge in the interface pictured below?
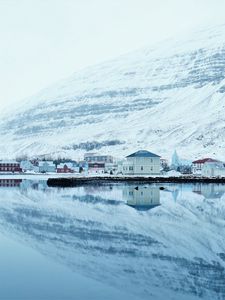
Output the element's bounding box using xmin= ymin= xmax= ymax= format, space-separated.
xmin=1 ymin=24 xmax=225 ymax=160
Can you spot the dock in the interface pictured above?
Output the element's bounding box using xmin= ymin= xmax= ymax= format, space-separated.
xmin=47 ymin=176 xmax=225 ymax=187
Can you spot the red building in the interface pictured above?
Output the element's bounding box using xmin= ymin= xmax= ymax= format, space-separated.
xmin=56 ymin=163 xmax=74 ymax=173
xmin=0 ymin=161 xmax=22 ymax=173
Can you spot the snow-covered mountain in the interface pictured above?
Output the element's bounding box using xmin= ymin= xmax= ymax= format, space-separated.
xmin=1 ymin=24 xmax=225 ymax=159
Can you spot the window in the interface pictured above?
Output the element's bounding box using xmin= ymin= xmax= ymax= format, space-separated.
xmin=129 ymin=166 xmax=133 ymax=171
xmin=141 ymin=166 xmax=143 ymax=171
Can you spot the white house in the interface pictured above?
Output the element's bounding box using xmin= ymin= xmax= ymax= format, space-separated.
xmin=39 ymin=161 xmax=56 ymax=173
xmin=201 ymin=161 xmax=225 ymax=177
xmin=192 ymin=158 xmax=219 ymax=175
xmin=122 ymin=150 xmax=160 ymax=175
xmin=20 ymin=160 xmax=38 ymax=173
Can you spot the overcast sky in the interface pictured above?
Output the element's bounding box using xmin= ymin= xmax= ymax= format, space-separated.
xmin=1 ymin=0 xmax=225 ymax=109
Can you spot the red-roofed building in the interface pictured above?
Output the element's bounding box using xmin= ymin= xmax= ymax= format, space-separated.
xmin=192 ymin=158 xmax=219 ymax=175
xmin=56 ymin=163 xmax=77 ymax=173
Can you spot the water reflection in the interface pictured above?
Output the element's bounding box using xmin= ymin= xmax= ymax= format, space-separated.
xmin=0 ymin=180 xmax=225 ymax=300
xmin=123 ymin=186 xmax=160 ymax=210
xmin=192 ymin=183 xmax=225 ymax=199
xmin=0 ymin=178 xmax=22 ymax=187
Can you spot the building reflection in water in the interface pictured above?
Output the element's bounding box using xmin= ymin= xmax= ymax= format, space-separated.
xmin=20 ymin=180 xmax=48 ymax=191
xmin=123 ymin=185 xmax=160 ymax=210
xmin=0 ymin=179 xmax=22 ymax=187
xmin=192 ymin=183 xmax=225 ymax=199
xmin=0 ymin=179 xmax=49 ymax=191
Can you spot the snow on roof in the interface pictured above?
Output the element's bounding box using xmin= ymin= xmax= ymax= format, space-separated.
xmin=0 ymin=160 xmax=19 ymax=164
xmin=126 ymin=150 xmax=160 ymax=158
xmin=39 ymin=161 xmax=55 ymax=166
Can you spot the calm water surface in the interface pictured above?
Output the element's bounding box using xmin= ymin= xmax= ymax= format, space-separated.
xmin=0 ymin=179 xmax=225 ymax=300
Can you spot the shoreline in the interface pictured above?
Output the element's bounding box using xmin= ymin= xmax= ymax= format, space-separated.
xmin=47 ymin=176 xmax=225 ymax=187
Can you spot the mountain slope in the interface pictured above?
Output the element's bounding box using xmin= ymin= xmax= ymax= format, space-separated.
xmin=1 ymin=24 xmax=225 ymax=159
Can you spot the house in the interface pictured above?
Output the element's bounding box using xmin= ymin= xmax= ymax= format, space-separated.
xmin=84 ymin=153 xmax=113 ymax=173
xmin=123 ymin=186 xmax=160 ymax=210
xmin=122 ymin=150 xmax=161 ymax=175
xmin=201 ymin=161 xmax=225 ymax=177
xmin=88 ymin=162 xmax=105 ymax=173
xmin=57 ymin=162 xmax=79 ymax=173
xmin=192 ymin=158 xmax=219 ymax=175
xmin=38 ymin=161 xmax=56 ymax=173
xmin=20 ymin=160 xmax=38 ymax=173
xmin=0 ymin=161 xmax=22 ymax=173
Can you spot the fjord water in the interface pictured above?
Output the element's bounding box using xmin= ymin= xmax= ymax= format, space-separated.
xmin=0 ymin=180 xmax=225 ymax=300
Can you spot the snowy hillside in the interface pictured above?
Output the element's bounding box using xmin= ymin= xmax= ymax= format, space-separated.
xmin=1 ymin=24 xmax=225 ymax=159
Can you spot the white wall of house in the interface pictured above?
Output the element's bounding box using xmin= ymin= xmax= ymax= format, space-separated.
xmin=122 ymin=156 xmax=160 ymax=175
xmin=202 ymin=162 xmax=225 ymax=177
xmin=192 ymin=163 xmax=204 ymax=175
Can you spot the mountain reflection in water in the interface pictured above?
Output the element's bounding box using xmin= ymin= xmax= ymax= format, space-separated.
xmin=0 ymin=179 xmax=225 ymax=300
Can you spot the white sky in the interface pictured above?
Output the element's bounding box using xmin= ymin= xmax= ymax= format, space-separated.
xmin=0 ymin=0 xmax=225 ymax=109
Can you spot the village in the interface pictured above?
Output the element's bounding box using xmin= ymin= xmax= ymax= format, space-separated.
xmin=0 ymin=149 xmax=225 ymax=178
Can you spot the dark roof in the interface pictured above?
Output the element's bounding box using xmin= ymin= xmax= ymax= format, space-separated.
xmin=126 ymin=150 xmax=160 ymax=158
xmin=127 ymin=204 xmax=161 ymax=211
xmin=192 ymin=158 xmax=219 ymax=164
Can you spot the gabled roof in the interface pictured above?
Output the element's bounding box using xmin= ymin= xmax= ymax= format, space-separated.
xmin=57 ymin=162 xmax=77 ymax=169
xmin=192 ymin=158 xmax=219 ymax=164
xmin=126 ymin=150 xmax=160 ymax=158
